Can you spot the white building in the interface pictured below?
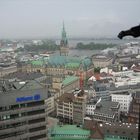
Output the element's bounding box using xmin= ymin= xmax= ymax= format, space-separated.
xmin=111 ymin=91 xmax=132 ymax=113
xmin=45 ymin=96 xmax=55 ymax=115
xmin=113 ymin=70 xmax=140 ymax=88
xmin=86 ymin=98 xmax=101 ymax=115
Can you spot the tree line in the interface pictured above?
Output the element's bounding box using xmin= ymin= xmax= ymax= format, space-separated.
xmin=16 ymin=40 xmax=60 ymax=52
xmin=16 ymin=41 xmax=116 ymax=53
xmin=75 ymin=42 xmax=116 ymax=50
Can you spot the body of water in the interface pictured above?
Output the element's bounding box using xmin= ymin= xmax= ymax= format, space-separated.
xmin=54 ymin=38 xmax=140 ymax=57
xmin=56 ymin=38 xmax=140 ymax=47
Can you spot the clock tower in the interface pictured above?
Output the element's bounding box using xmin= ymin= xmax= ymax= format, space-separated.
xmin=60 ymin=22 xmax=69 ymax=56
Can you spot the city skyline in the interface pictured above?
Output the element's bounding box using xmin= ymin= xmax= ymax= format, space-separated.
xmin=0 ymin=0 xmax=140 ymax=39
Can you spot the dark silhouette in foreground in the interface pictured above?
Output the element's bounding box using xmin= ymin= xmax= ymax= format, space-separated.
xmin=118 ymin=25 xmax=140 ymax=39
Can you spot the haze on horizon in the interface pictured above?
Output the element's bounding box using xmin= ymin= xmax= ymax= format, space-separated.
xmin=0 ymin=0 xmax=140 ymax=39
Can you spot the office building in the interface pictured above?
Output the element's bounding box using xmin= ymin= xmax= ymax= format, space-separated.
xmin=111 ymin=91 xmax=132 ymax=113
xmin=92 ymin=55 xmax=113 ymax=68
xmin=93 ymin=100 xmax=120 ymax=123
xmin=0 ymin=79 xmax=48 ymax=140
xmin=128 ymin=91 xmax=140 ymax=123
xmin=56 ymin=89 xmax=87 ymax=125
xmin=73 ymin=90 xmax=87 ymax=125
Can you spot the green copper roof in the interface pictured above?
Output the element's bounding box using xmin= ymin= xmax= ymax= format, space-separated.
xmin=49 ymin=125 xmax=90 ymax=140
xmin=51 ymin=125 xmax=90 ymax=136
xmin=48 ymin=55 xmax=67 ymax=66
xmin=28 ymin=55 xmax=93 ymax=70
xmin=31 ymin=60 xmax=44 ymax=66
xmin=82 ymin=57 xmax=91 ymax=66
xmin=104 ymin=138 xmax=121 ymax=140
xmin=65 ymin=62 xmax=80 ymax=69
xmin=82 ymin=57 xmax=92 ymax=69
xmin=62 ymin=76 xmax=79 ymax=86
xmin=50 ymin=138 xmax=89 ymax=140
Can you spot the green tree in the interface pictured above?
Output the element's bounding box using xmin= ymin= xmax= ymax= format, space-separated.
xmin=24 ymin=40 xmax=59 ymax=52
xmin=76 ymin=42 xmax=115 ymax=50
xmin=94 ymin=67 xmax=101 ymax=73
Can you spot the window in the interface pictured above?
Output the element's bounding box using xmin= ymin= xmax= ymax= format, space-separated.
xmin=0 ymin=106 xmax=7 ymax=111
xmin=20 ymin=103 xmax=26 ymax=108
xmin=122 ymin=131 xmax=125 ymax=134
xmin=130 ymin=132 xmax=133 ymax=135
xmin=107 ymin=130 xmax=110 ymax=133
xmin=1 ymin=115 xmax=10 ymax=120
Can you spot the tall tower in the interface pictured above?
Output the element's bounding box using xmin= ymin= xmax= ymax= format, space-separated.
xmin=60 ymin=22 xmax=69 ymax=56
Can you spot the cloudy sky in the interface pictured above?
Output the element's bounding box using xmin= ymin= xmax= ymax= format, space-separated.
xmin=0 ymin=0 xmax=140 ymax=39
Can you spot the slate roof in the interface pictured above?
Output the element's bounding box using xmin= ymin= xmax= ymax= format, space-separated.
xmin=94 ymin=101 xmax=119 ymax=116
xmin=57 ymin=93 xmax=74 ymax=103
xmin=0 ymin=72 xmax=46 ymax=94
xmin=99 ymin=122 xmax=138 ymax=139
xmin=0 ymin=79 xmax=44 ymax=94
xmin=3 ymin=71 xmax=44 ymax=81
xmin=84 ymin=119 xmax=138 ymax=139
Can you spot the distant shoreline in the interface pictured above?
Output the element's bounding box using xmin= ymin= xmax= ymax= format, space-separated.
xmin=60 ymin=38 xmax=140 ymax=47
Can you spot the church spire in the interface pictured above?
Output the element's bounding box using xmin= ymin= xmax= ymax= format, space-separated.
xmin=61 ymin=22 xmax=68 ymax=47
xmin=60 ymin=22 xmax=69 ymax=56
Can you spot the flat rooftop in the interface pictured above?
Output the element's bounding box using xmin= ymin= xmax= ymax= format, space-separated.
xmin=3 ymin=71 xmax=44 ymax=81
xmin=94 ymin=101 xmax=119 ymax=116
xmin=111 ymin=91 xmax=130 ymax=95
xmin=0 ymin=79 xmax=46 ymax=95
xmin=57 ymin=93 xmax=74 ymax=103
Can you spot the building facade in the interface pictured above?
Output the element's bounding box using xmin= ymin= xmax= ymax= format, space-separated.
xmin=45 ymin=95 xmax=55 ymax=115
xmin=86 ymin=98 xmax=101 ymax=116
xmin=56 ymin=89 xmax=87 ymax=125
xmin=111 ymin=91 xmax=132 ymax=113
xmin=21 ymin=56 xmax=94 ymax=88
xmin=73 ymin=90 xmax=87 ymax=125
xmin=128 ymin=92 xmax=140 ymax=123
xmin=92 ymin=55 xmax=113 ymax=68
xmin=52 ymin=76 xmax=80 ymax=99
xmin=0 ymin=64 xmax=17 ymax=77
xmin=56 ymin=93 xmax=74 ymax=124
xmin=0 ymin=81 xmax=48 ymax=140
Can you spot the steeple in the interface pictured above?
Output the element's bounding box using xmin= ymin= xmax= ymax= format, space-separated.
xmin=60 ymin=22 xmax=69 ymax=56
xmin=61 ymin=22 xmax=68 ymax=47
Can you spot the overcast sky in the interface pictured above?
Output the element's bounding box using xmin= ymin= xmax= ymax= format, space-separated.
xmin=0 ymin=0 xmax=140 ymax=39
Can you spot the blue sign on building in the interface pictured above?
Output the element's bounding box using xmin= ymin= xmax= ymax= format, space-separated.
xmin=34 ymin=94 xmax=41 ymax=100
xmin=16 ymin=94 xmax=41 ymax=102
